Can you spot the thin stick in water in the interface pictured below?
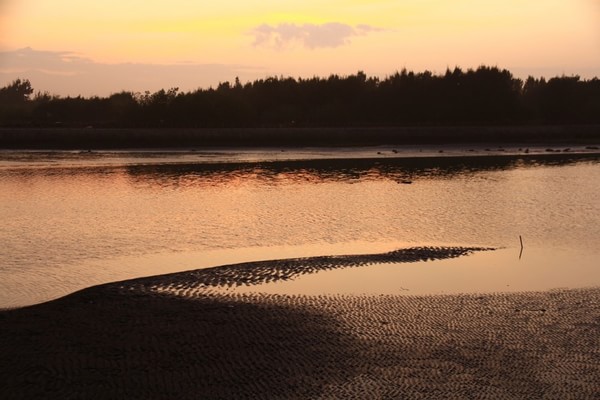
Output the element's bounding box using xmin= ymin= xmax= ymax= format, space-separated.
xmin=519 ymin=235 xmax=524 ymax=260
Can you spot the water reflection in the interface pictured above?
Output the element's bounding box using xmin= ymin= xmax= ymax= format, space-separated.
xmin=226 ymin=247 xmax=600 ymax=296
xmin=120 ymin=153 xmax=600 ymax=188
xmin=127 ymin=246 xmax=492 ymax=295
xmin=1 ymin=151 xmax=599 ymax=307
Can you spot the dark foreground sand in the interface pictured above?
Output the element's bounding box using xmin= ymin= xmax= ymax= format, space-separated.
xmin=1 ymin=248 xmax=599 ymax=399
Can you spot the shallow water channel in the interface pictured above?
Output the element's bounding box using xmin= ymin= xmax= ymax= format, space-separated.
xmin=1 ymin=148 xmax=599 ymax=307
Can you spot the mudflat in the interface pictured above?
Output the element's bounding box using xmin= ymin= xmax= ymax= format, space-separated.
xmin=1 ymin=249 xmax=599 ymax=399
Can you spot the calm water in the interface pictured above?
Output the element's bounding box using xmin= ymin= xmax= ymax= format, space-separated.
xmin=1 ymin=148 xmax=599 ymax=307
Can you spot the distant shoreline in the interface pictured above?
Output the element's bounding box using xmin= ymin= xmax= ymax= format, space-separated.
xmin=1 ymin=125 xmax=599 ymax=150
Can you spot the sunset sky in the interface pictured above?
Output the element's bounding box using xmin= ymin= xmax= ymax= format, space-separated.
xmin=1 ymin=0 xmax=599 ymax=96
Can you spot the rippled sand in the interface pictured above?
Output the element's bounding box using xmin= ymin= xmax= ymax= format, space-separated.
xmin=1 ymin=247 xmax=599 ymax=399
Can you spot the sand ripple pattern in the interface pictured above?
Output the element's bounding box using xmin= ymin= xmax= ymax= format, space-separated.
xmin=116 ymin=246 xmax=491 ymax=296
xmin=2 ymin=246 xmax=599 ymax=399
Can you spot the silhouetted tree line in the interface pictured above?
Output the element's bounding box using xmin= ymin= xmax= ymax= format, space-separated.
xmin=1 ymin=66 xmax=599 ymax=128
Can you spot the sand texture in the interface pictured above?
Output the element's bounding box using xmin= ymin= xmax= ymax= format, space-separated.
xmin=118 ymin=246 xmax=493 ymax=294
xmin=1 ymin=247 xmax=599 ymax=399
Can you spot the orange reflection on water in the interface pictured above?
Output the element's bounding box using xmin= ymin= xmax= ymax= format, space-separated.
xmin=221 ymin=247 xmax=600 ymax=296
xmin=1 ymin=151 xmax=599 ymax=307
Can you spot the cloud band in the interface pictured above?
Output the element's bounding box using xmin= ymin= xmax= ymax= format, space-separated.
xmin=251 ymin=22 xmax=382 ymax=50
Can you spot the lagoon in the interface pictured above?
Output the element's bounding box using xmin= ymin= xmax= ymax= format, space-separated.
xmin=1 ymin=147 xmax=599 ymax=308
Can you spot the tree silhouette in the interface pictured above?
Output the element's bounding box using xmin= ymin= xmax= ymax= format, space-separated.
xmin=1 ymin=68 xmax=599 ymax=128
xmin=0 ymin=79 xmax=35 ymax=125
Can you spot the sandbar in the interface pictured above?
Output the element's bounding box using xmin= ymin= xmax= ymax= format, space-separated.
xmin=1 ymin=247 xmax=599 ymax=399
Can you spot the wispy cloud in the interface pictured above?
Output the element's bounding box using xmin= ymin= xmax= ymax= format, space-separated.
xmin=3 ymin=47 xmax=91 ymax=65
xmin=0 ymin=48 xmax=261 ymax=96
xmin=251 ymin=22 xmax=383 ymax=50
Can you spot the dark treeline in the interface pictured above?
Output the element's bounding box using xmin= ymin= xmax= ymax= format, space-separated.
xmin=1 ymin=66 xmax=599 ymax=128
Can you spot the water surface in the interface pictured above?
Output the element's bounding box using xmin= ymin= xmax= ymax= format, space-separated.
xmin=1 ymin=149 xmax=599 ymax=307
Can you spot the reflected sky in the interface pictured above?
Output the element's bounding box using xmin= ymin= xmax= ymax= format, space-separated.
xmin=221 ymin=247 xmax=600 ymax=296
xmin=1 ymin=151 xmax=599 ymax=307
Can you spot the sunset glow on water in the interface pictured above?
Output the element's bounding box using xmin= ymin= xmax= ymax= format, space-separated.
xmin=1 ymin=149 xmax=599 ymax=307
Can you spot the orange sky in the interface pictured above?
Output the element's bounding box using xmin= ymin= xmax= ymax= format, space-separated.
xmin=1 ymin=0 xmax=598 ymax=96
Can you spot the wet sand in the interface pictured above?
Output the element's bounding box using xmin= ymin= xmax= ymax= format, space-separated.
xmin=1 ymin=249 xmax=599 ymax=399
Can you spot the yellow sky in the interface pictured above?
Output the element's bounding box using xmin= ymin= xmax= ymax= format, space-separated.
xmin=1 ymin=0 xmax=598 ymax=95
